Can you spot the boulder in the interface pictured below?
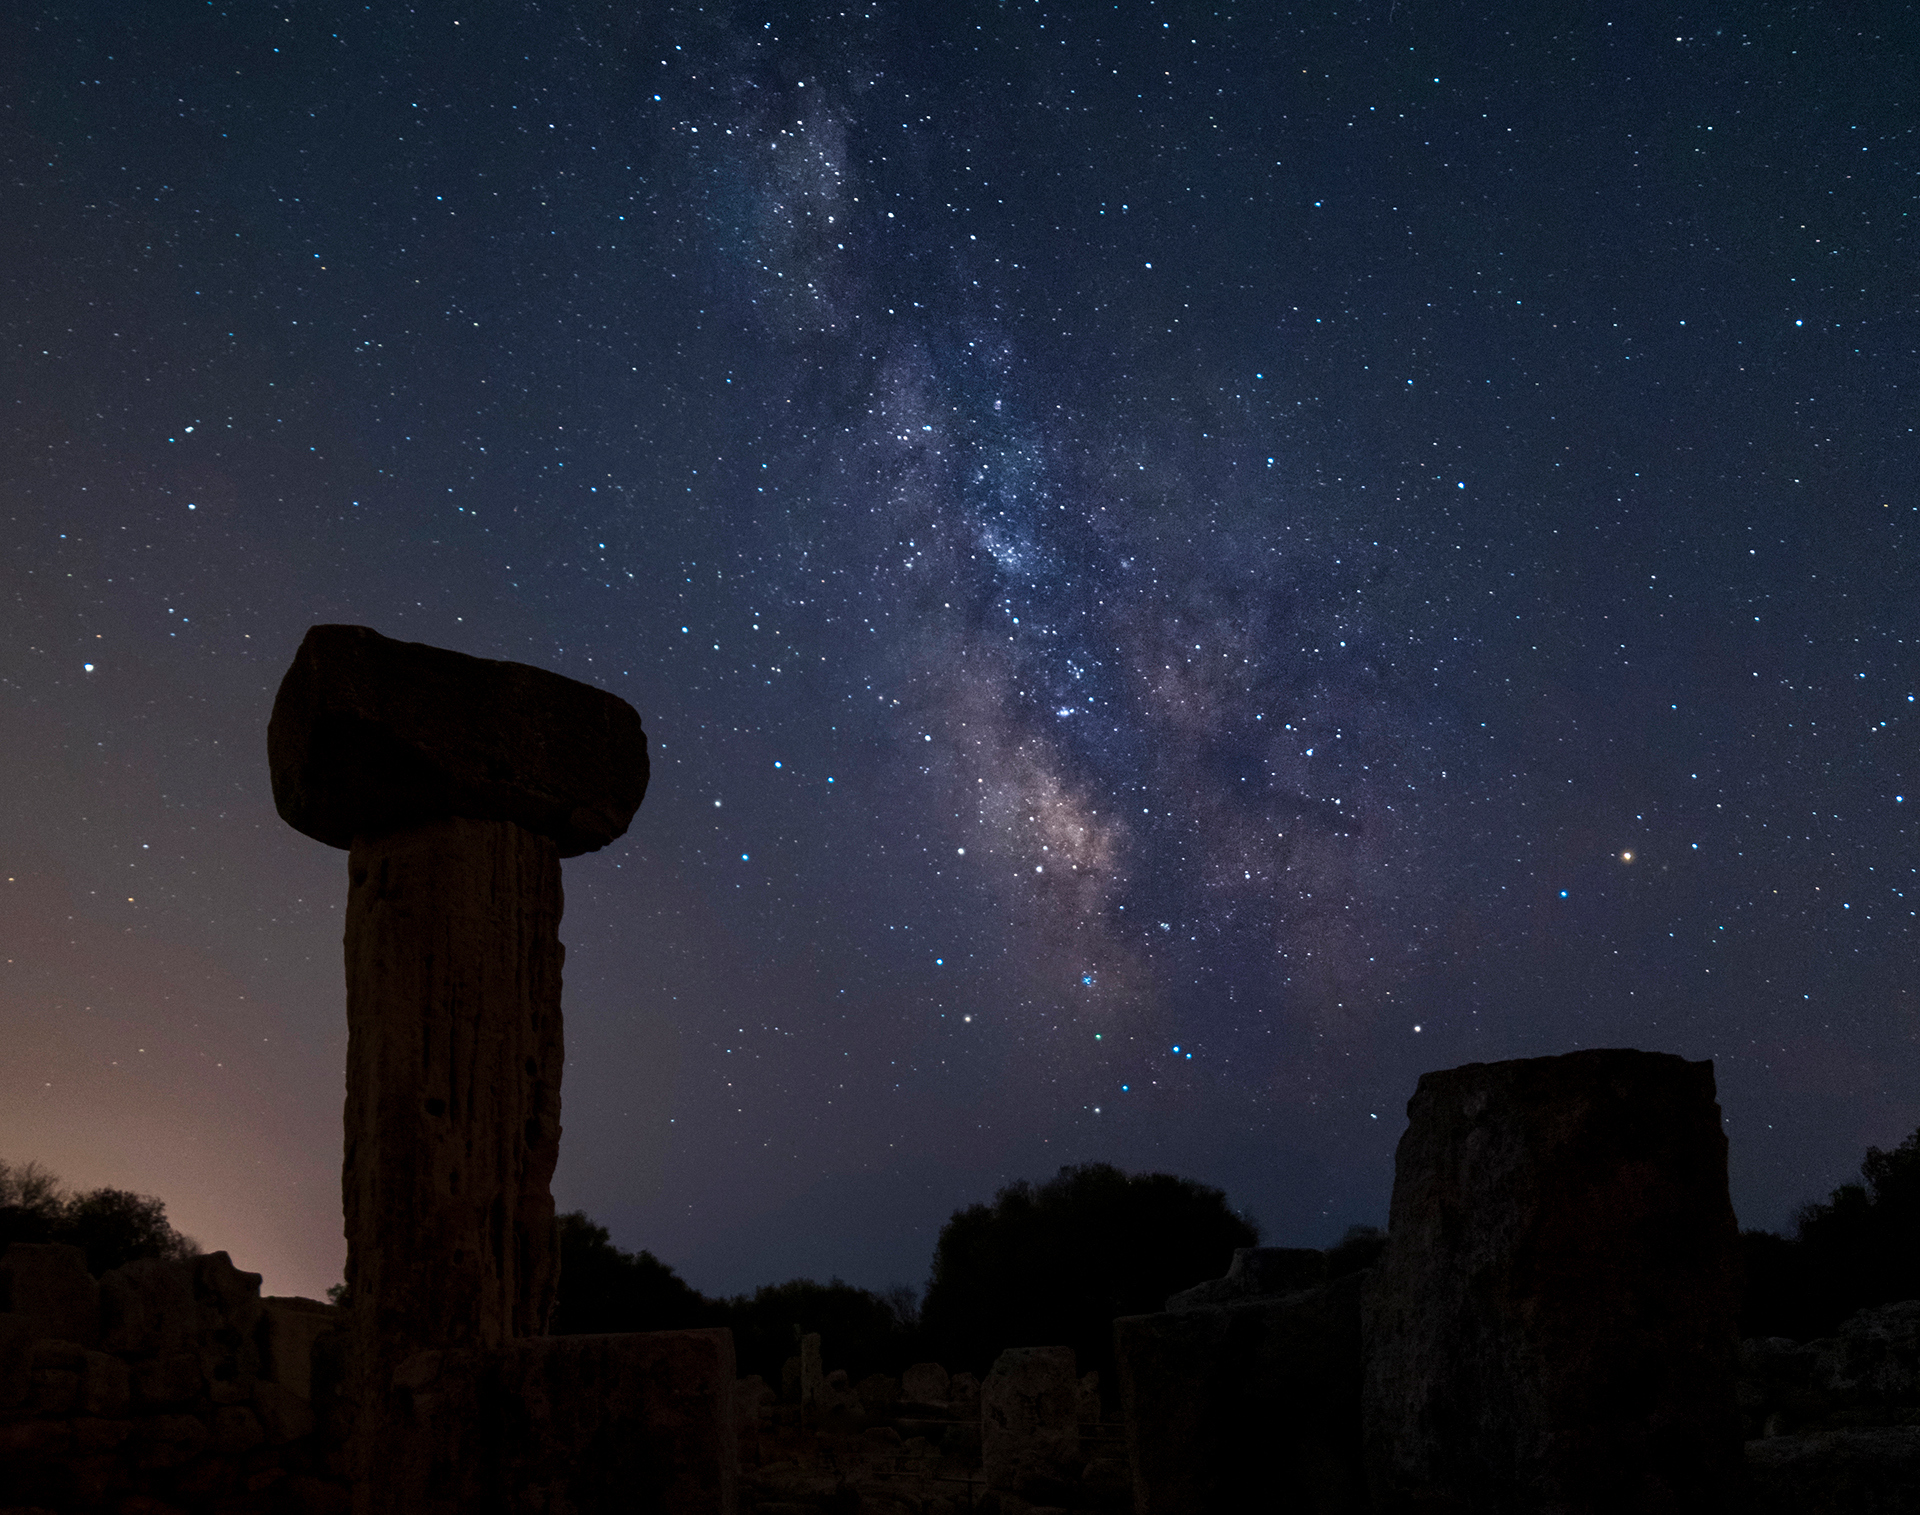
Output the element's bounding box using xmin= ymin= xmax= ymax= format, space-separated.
xmin=0 ymin=1243 xmax=100 ymax=1346
xmin=900 ymin=1360 xmax=950 ymax=1406
xmin=1116 ymin=1272 xmax=1368 ymax=1515
xmin=1362 ymin=1048 xmax=1742 ymax=1514
xmin=1822 ymin=1300 xmax=1920 ymax=1407
xmin=1746 ymin=1425 xmax=1920 ymax=1514
xmin=99 ymin=1256 xmax=197 ymax=1357
xmin=982 ymin=1345 xmax=1079 ymax=1501
xmin=267 ymin=622 xmax=648 ymax=857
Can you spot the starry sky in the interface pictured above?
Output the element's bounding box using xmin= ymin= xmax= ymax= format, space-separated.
xmin=2 ymin=1 xmax=1915 ymax=1304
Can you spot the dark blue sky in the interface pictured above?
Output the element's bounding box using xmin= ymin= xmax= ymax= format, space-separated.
xmin=2 ymin=0 xmax=1914 ymax=1300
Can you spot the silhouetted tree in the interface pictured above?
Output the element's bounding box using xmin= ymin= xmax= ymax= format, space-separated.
xmin=724 ymin=1277 xmax=916 ymax=1386
xmin=1741 ymin=1125 xmax=1920 ymax=1338
xmin=59 ymin=1187 xmax=199 ymax=1276
xmin=550 ymin=1211 xmax=714 ymax=1335
xmin=0 ymin=1159 xmax=198 ymax=1275
xmin=919 ymin=1162 xmax=1259 ymax=1384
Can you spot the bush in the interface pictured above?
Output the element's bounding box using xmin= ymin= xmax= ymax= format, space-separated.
xmin=1741 ymin=1125 xmax=1920 ymax=1339
xmin=724 ymin=1276 xmax=916 ymax=1385
xmin=919 ymin=1161 xmax=1258 ymax=1383
xmin=0 ymin=1159 xmax=198 ymax=1275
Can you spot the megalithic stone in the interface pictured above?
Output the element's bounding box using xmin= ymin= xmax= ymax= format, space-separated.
xmin=1361 ymin=1048 xmax=1742 ymax=1515
xmin=268 ymin=624 xmax=647 ymax=1508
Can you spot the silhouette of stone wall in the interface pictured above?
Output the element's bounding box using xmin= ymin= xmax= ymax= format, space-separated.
xmin=0 ymin=1241 xmax=349 ymax=1513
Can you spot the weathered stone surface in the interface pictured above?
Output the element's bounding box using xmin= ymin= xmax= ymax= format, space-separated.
xmin=1117 ymin=1272 xmax=1368 ymax=1515
xmin=948 ymin=1369 xmax=981 ymax=1419
xmin=798 ymin=1331 xmax=823 ymax=1412
xmin=900 ymin=1360 xmax=950 ymax=1406
xmin=132 ymin=1352 xmax=204 ymax=1408
xmin=493 ymin=1329 xmax=739 ymax=1515
xmin=1820 ymin=1300 xmax=1920 ymax=1407
xmin=130 ymin=1412 xmax=211 ymax=1470
xmin=1165 ymin=1245 xmax=1327 ymax=1310
xmin=1362 ymin=1048 xmax=1742 ymax=1515
xmin=1075 ymin=1370 xmax=1100 ymax=1425
xmin=99 ymin=1257 xmax=197 ymax=1357
xmin=79 ymin=1348 xmax=129 ymax=1415
xmin=262 ymin=1296 xmax=342 ymax=1401
xmin=982 ymin=1346 xmax=1079 ymax=1501
xmin=0 ymin=1243 xmax=100 ymax=1346
xmin=268 ymin=623 xmax=648 ymax=857
xmin=0 ymin=1310 xmax=33 ymax=1410
xmin=1746 ymin=1426 xmax=1920 ymax=1514
xmin=255 ymin=1379 xmax=319 ymax=1445
xmin=341 ymin=813 xmax=565 ymax=1488
xmin=365 ymin=1330 xmax=738 ymax=1515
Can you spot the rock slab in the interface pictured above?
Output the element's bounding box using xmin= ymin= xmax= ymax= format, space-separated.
xmin=981 ymin=1345 xmax=1079 ymax=1501
xmin=1362 ymin=1047 xmax=1742 ymax=1514
xmin=1117 ymin=1272 xmax=1368 ymax=1515
xmin=374 ymin=1328 xmax=738 ymax=1514
xmin=268 ymin=622 xmax=648 ymax=857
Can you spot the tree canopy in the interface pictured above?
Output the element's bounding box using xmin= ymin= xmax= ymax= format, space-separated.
xmin=1742 ymin=1124 xmax=1920 ymax=1339
xmin=0 ymin=1159 xmax=199 ymax=1276
xmin=919 ymin=1161 xmax=1258 ymax=1382
xmin=550 ymin=1210 xmax=714 ymax=1335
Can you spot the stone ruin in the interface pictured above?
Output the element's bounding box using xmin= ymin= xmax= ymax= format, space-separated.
xmin=265 ymin=624 xmax=735 ymax=1515
xmin=5 ymin=624 xmax=1916 ymax=1513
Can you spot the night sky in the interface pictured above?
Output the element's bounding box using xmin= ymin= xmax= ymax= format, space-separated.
xmin=3 ymin=1 xmax=1915 ymax=1304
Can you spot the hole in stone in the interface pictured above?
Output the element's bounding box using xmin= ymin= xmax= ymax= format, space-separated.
xmin=424 ymin=1098 xmax=446 ymax=1117
xmin=524 ymin=1058 xmax=538 ymax=1077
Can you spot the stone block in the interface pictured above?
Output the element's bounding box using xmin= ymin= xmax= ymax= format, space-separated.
xmin=254 ymin=1379 xmax=318 ymax=1445
xmin=99 ymin=1257 xmax=198 ymax=1357
xmin=81 ymin=1347 xmax=131 ymax=1415
xmin=194 ymin=1251 xmax=266 ymax=1391
xmin=212 ymin=1403 xmax=266 ymax=1456
xmin=901 ymin=1361 xmax=950 ymax=1406
xmin=1116 ymin=1273 xmax=1368 ymax=1515
xmin=1362 ymin=1048 xmax=1742 ymax=1515
xmin=1076 ymin=1370 xmax=1100 ymax=1425
xmin=1822 ymin=1300 xmax=1920 ymax=1407
xmin=948 ymin=1370 xmax=981 ymax=1419
xmin=798 ymin=1331 xmax=823 ymax=1409
xmin=0 ymin=1311 xmax=33 ymax=1411
xmin=1165 ymin=1245 xmax=1327 ymax=1310
xmin=267 ymin=622 xmax=649 ymax=857
xmin=0 ymin=1243 xmax=100 ymax=1346
xmin=130 ymin=1413 xmax=210 ymax=1470
xmin=72 ymin=1415 xmax=134 ymax=1453
xmin=132 ymin=1351 xmax=205 ymax=1408
xmin=261 ymin=1296 xmax=342 ymax=1401
xmin=856 ymin=1372 xmax=900 ymax=1413
xmin=28 ymin=1366 xmax=80 ymax=1414
xmin=353 ymin=1329 xmax=738 ymax=1515
xmin=982 ymin=1345 xmax=1079 ymax=1501
xmin=491 ymin=1329 xmax=739 ymax=1515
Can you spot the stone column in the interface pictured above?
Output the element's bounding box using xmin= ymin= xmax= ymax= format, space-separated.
xmin=343 ymin=816 xmax=565 ymax=1376
xmin=1361 ymin=1048 xmax=1742 ymax=1515
xmin=269 ymin=623 xmax=649 ymax=1515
